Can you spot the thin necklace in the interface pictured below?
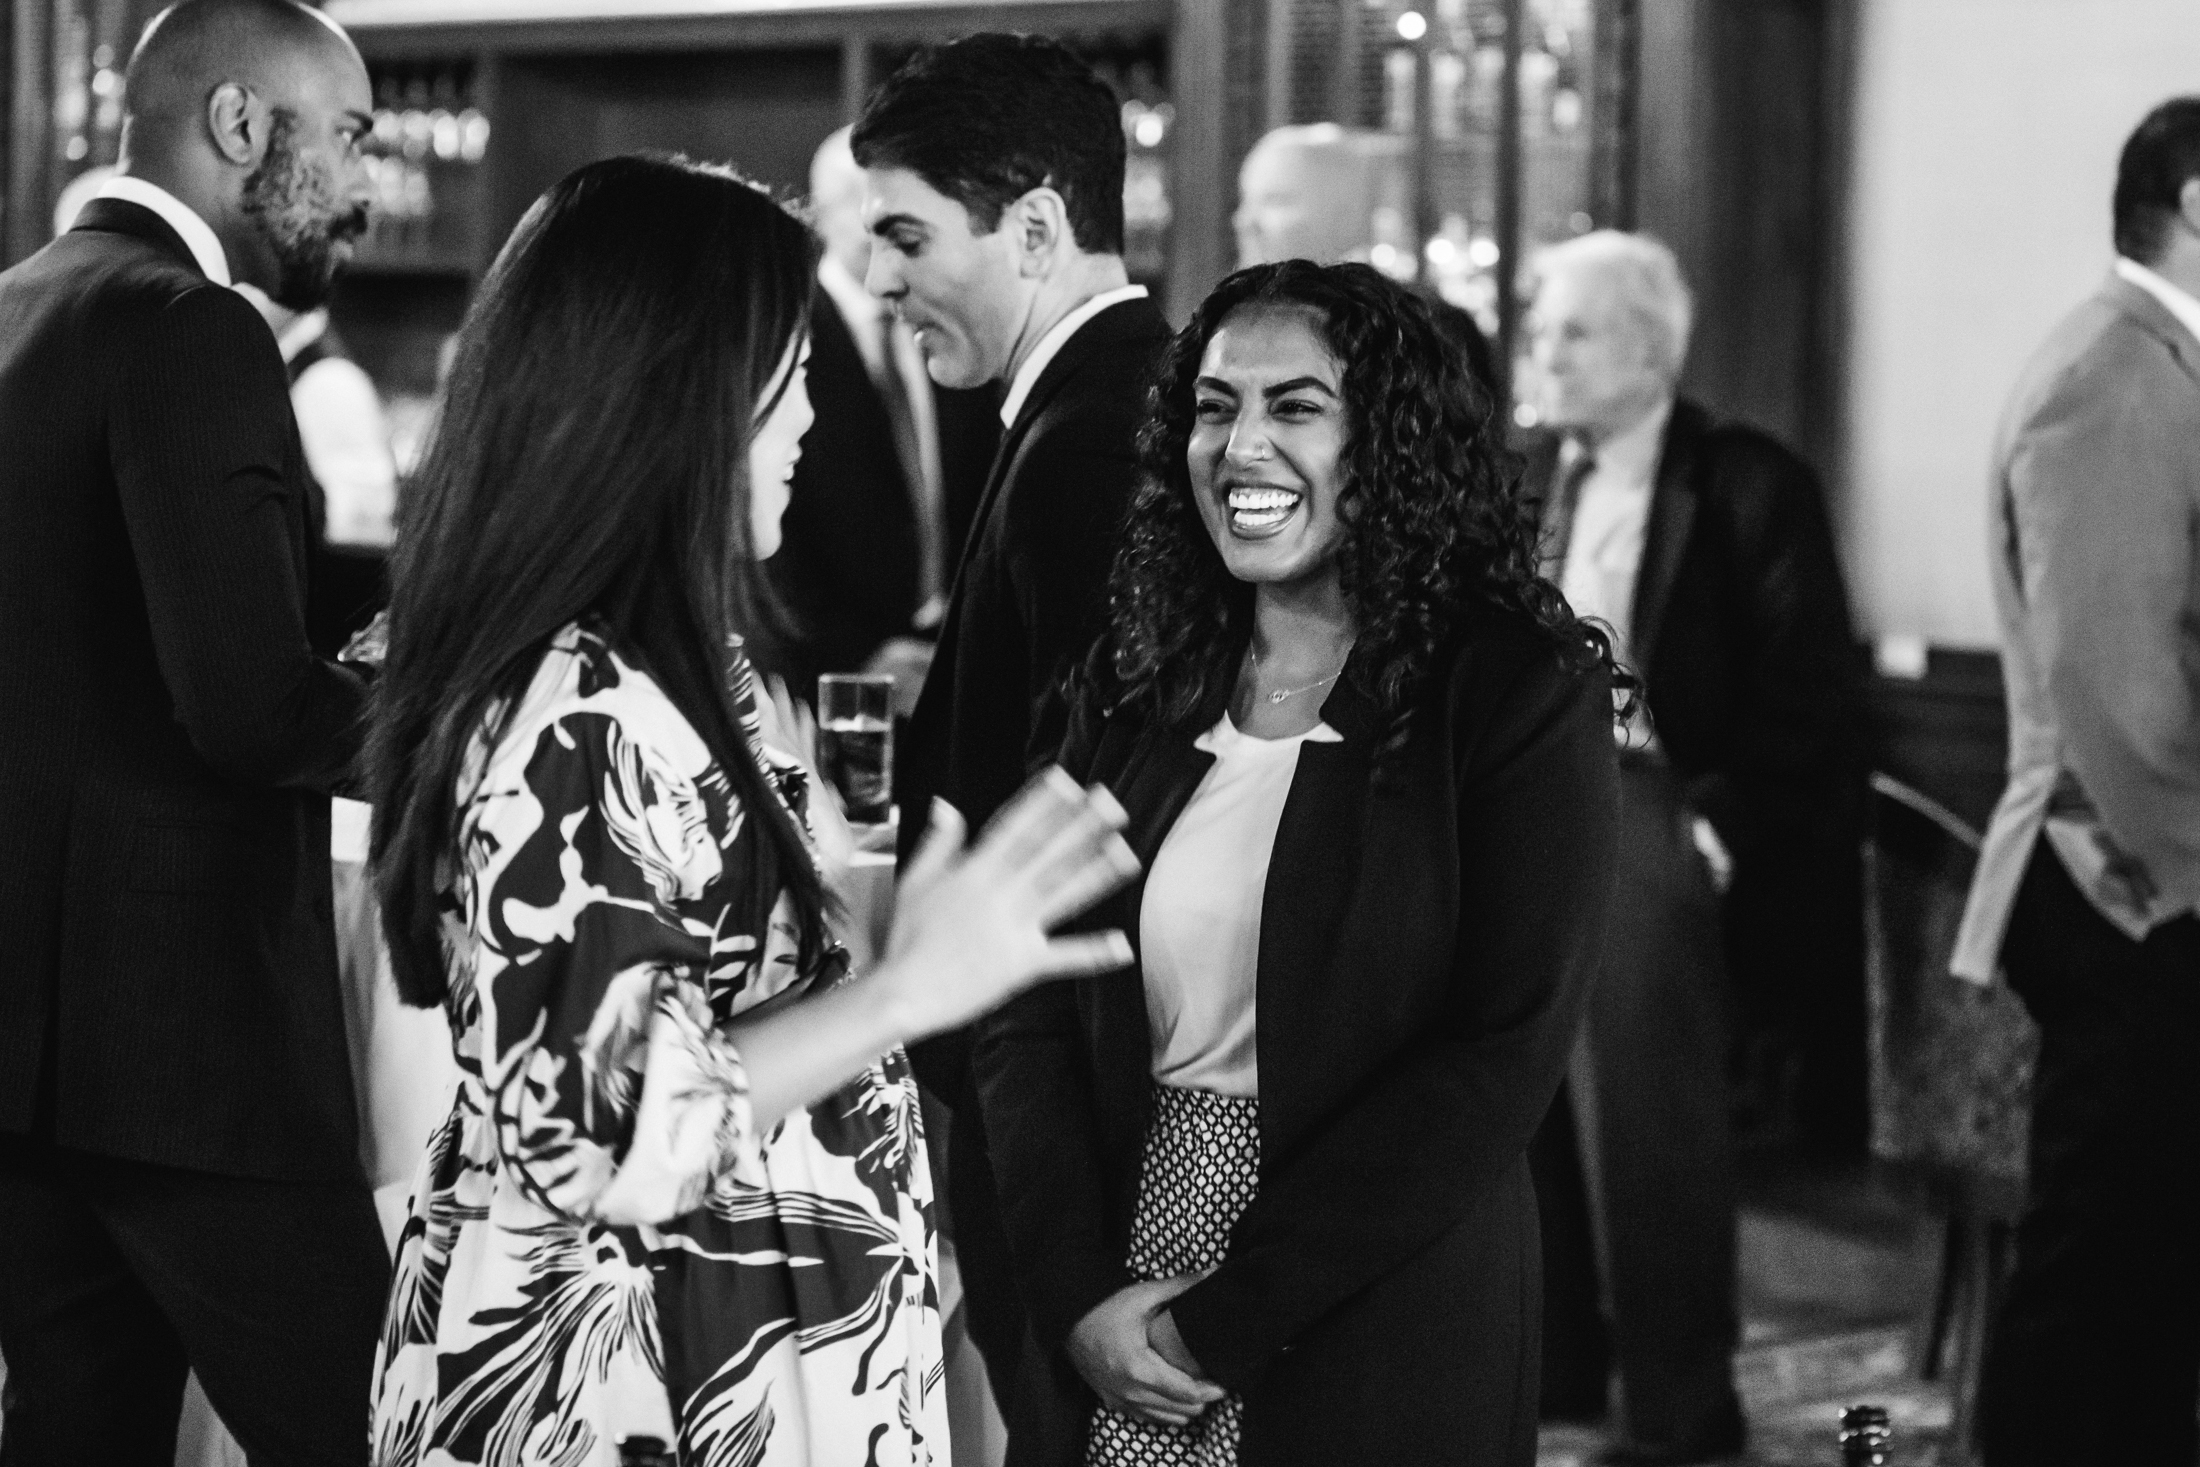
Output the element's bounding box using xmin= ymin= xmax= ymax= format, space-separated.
xmin=1250 ymin=643 xmax=1346 ymax=705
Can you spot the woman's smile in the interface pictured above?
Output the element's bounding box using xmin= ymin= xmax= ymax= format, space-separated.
xmin=1223 ymin=480 xmax=1304 ymax=537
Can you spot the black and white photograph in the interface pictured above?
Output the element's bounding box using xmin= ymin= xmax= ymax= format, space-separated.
xmin=1 ymin=1 xmax=2196 ymax=1464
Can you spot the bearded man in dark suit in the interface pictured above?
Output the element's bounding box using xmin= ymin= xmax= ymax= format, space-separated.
xmin=1520 ymin=230 xmax=1864 ymax=1466
xmin=852 ymin=32 xmax=1173 ymax=1423
xmin=0 ymin=2 xmax=387 ymax=1461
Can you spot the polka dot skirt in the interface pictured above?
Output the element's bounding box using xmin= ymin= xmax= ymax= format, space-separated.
xmin=1085 ymin=1083 xmax=1261 ymax=1467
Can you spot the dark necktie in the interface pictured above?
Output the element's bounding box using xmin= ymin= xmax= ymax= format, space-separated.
xmin=1543 ymin=448 xmax=1598 ymax=583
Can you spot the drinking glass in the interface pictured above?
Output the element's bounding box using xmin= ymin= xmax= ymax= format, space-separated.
xmin=816 ymin=673 xmax=895 ymax=826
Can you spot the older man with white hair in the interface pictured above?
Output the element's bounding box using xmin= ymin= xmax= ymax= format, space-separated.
xmin=1521 ymin=231 xmax=1863 ymax=1465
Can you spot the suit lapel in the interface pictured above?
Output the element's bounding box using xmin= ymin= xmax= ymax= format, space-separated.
xmin=1083 ymin=708 xmax=1222 ymax=1142
xmin=951 ymin=297 xmax=1167 ymax=590
xmin=70 ymin=198 xmax=202 ymax=278
xmin=1252 ymin=676 xmax=1378 ymax=1132
xmin=1628 ymin=401 xmax=1703 ymax=682
xmin=2102 ymin=272 xmax=2200 ymax=392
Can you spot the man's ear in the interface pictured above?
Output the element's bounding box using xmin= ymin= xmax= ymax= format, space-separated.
xmin=2179 ymin=176 xmax=2200 ymax=235
xmin=206 ymin=82 xmax=265 ymax=167
xmin=1009 ymin=187 xmax=1071 ymax=279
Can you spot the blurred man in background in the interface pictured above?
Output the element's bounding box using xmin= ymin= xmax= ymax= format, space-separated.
xmin=1521 ymin=230 xmax=1863 ymax=1466
xmin=0 ymin=1 xmax=387 ymax=1461
xmin=767 ymin=126 xmax=997 ymax=714
xmin=237 ymin=281 xmax=397 ymax=656
xmin=1954 ymin=97 xmax=2200 ymax=1467
xmin=1234 ymin=122 xmax=1495 ymax=392
xmin=855 ymin=31 xmax=1171 ymax=1428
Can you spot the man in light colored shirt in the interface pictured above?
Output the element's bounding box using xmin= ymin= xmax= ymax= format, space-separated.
xmin=850 ymin=33 xmax=1174 ymax=1435
xmin=254 ymin=297 xmax=397 ymax=550
xmin=1522 ymin=230 xmax=1863 ymax=1466
xmin=1954 ymin=97 xmax=2200 ymax=1467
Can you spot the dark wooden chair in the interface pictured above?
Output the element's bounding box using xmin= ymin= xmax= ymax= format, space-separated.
xmin=1861 ymin=773 xmax=2037 ymax=1460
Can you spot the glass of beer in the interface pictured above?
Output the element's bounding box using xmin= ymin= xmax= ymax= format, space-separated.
xmin=816 ymin=673 xmax=895 ymax=827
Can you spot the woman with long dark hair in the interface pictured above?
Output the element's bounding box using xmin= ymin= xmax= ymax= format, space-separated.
xmin=364 ymin=155 xmax=1136 ymax=1467
xmin=975 ymin=260 xmax=1624 ymax=1466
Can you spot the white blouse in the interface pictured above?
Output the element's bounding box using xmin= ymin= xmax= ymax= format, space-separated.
xmin=1140 ymin=711 xmax=1342 ymax=1097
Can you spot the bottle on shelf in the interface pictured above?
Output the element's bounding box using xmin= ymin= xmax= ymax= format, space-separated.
xmin=1839 ymin=1403 xmax=1892 ymax=1466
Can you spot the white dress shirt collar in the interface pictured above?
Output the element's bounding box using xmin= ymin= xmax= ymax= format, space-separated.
xmin=1562 ymin=394 xmax=1673 ymax=485
xmin=94 ymin=175 xmax=230 ymax=287
xmin=999 ymin=283 xmax=1149 ymax=428
xmin=2114 ymin=256 xmax=2200 ymax=352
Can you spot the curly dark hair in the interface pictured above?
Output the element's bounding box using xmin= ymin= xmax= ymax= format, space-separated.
xmin=1095 ymin=259 xmax=1620 ymax=740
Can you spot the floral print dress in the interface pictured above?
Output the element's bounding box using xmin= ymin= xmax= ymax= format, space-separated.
xmin=370 ymin=622 xmax=944 ymax=1467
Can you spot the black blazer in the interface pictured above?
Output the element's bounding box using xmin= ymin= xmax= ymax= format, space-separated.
xmin=766 ymin=290 xmax=921 ymax=694
xmin=764 ymin=290 xmax=1001 ymax=695
xmin=1526 ymin=398 xmax=1865 ymax=1124
xmin=895 ymin=294 xmax=1173 ymax=853
xmin=974 ymin=616 xmax=1621 ymax=1466
xmin=0 ymin=198 xmax=368 ymax=1183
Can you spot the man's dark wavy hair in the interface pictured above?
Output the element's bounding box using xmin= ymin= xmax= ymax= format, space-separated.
xmin=851 ymin=32 xmax=1126 ymax=256
xmin=2114 ymin=96 xmax=2200 ymax=264
xmin=1093 ymin=259 xmax=1620 ymax=741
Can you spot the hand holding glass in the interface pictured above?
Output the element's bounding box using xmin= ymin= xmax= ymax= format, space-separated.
xmin=817 ymin=673 xmax=895 ymax=825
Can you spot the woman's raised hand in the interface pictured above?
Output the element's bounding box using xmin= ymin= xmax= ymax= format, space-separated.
xmin=878 ymin=767 xmax=1139 ymax=1039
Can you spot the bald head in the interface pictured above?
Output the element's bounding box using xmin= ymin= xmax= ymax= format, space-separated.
xmin=808 ymin=125 xmax=869 ymax=282
xmin=1233 ymin=124 xmax=1403 ymax=269
xmin=127 ymin=0 xmax=356 ymax=143
xmin=117 ymin=0 xmax=372 ymax=308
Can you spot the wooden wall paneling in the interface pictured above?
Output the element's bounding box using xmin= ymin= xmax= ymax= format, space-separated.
xmin=1632 ymin=0 xmax=1707 ymax=363
xmin=1589 ymin=0 xmax=1639 ymax=229
xmin=1166 ymin=0 xmax=1228 ymax=323
xmin=468 ymin=48 xmax=501 ymax=270
xmin=1221 ymin=0 xmax=1269 ymax=223
xmin=1327 ymin=0 xmax=1361 ymax=132
xmin=7 ymin=0 xmax=51 ymax=266
xmin=839 ymin=32 xmax=872 ymax=125
xmin=1812 ymin=0 xmax=1863 ymax=531
xmin=1634 ymin=0 xmax=1836 ymax=473
xmin=338 ymin=2 xmax=1170 ymax=61
xmin=1493 ymin=0 xmax=1524 ymax=380
xmin=1 ymin=0 xmax=12 ymax=257
xmin=1262 ymin=0 xmax=1293 ymax=132
xmin=488 ymin=46 xmax=843 ymax=253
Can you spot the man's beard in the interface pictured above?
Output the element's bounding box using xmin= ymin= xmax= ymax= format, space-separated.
xmin=241 ymin=116 xmax=368 ymax=310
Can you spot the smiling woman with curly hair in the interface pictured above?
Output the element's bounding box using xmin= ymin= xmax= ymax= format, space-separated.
xmin=974 ymin=260 xmax=1626 ymax=1467
xmin=1100 ymin=260 xmax=1596 ymax=738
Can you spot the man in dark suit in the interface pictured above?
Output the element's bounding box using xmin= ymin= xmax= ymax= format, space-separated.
xmin=852 ymin=33 xmax=1173 ymax=1417
xmin=765 ymin=126 xmax=999 ymax=708
xmin=1520 ymin=231 xmax=1863 ymax=1465
xmin=0 ymin=2 xmax=387 ymax=1461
